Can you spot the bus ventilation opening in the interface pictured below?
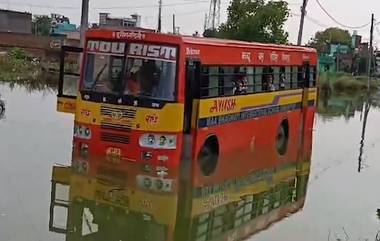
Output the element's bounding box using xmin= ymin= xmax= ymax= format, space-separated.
xmin=198 ymin=135 xmax=219 ymax=176
xmin=277 ymin=119 xmax=289 ymax=156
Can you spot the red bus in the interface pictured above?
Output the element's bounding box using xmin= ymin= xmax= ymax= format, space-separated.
xmin=55 ymin=28 xmax=317 ymax=241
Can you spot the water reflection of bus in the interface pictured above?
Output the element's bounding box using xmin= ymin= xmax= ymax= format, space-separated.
xmin=50 ymin=152 xmax=312 ymax=241
xmin=53 ymin=28 xmax=317 ymax=240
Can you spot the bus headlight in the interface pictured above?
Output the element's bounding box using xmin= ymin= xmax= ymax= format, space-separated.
xmin=74 ymin=124 xmax=92 ymax=140
xmin=147 ymin=134 xmax=155 ymax=145
xmin=139 ymin=134 xmax=177 ymax=149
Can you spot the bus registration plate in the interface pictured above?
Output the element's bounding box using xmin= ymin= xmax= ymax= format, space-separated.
xmin=106 ymin=147 xmax=122 ymax=164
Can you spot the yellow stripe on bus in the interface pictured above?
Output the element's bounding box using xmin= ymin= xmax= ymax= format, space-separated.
xmin=190 ymin=166 xmax=302 ymax=216
xmin=74 ymin=99 xmax=185 ymax=132
xmin=198 ymin=89 xmax=303 ymax=119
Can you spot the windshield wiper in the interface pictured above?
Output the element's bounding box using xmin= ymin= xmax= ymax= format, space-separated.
xmin=91 ymin=64 xmax=108 ymax=89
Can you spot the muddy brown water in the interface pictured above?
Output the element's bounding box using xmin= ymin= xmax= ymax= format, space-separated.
xmin=1 ymin=82 xmax=380 ymax=241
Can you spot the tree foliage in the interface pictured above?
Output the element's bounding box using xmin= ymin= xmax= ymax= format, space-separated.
xmin=309 ymin=27 xmax=351 ymax=53
xmin=217 ymin=0 xmax=290 ymax=44
xmin=32 ymin=15 xmax=52 ymax=36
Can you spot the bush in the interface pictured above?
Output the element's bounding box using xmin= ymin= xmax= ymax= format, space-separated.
xmin=8 ymin=48 xmax=27 ymax=60
xmin=319 ymin=72 xmax=378 ymax=93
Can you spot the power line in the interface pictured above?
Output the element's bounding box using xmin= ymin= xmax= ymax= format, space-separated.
xmin=0 ymin=0 xmax=209 ymax=10
xmin=305 ymin=15 xmax=329 ymax=28
xmin=94 ymin=0 xmax=208 ymax=10
xmin=314 ymin=0 xmax=370 ymax=29
xmin=291 ymin=12 xmax=329 ymax=29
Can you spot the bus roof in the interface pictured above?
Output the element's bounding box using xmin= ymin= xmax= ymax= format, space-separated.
xmin=182 ymin=36 xmax=316 ymax=53
xmin=86 ymin=28 xmax=316 ymax=54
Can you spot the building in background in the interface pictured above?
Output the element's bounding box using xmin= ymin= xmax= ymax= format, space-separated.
xmin=50 ymin=13 xmax=79 ymax=40
xmin=98 ymin=13 xmax=141 ymax=29
xmin=0 ymin=9 xmax=32 ymax=34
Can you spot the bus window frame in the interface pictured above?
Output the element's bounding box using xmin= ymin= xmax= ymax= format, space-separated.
xmin=58 ymin=45 xmax=83 ymax=99
xmin=79 ymin=39 xmax=182 ymax=104
xmin=199 ymin=65 xmax=310 ymax=99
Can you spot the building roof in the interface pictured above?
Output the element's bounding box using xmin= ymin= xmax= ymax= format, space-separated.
xmin=182 ymin=36 xmax=316 ymax=53
xmin=87 ymin=28 xmax=317 ymax=53
xmin=0 ymin=9 xmax=31 ymax=16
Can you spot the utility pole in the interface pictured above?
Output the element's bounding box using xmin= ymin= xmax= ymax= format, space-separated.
xmin=367 ymin=13 xmax=375 ymax=86
xmin=158 ymin=0 xmax=162 ymax=32
xmin=80 ymin=0 xmax=89 ymax=48
xmin=172 ymin=14 xmax=176 ymax=34
xmin=211 ymin=0 xmax=217 ymax=30
xmin=203 ymin=13 xmax=208 ymax=32
xmin=297 ymin=0 xmax=308 ymax=46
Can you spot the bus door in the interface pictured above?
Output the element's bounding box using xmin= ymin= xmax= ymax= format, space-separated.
xmin=175 ymin=59 xmax=201 ymax=241
xmin=49 ymin=166 xmax=71 ymax=234
xmin=57 ymin=46 xmax=83 ymax=114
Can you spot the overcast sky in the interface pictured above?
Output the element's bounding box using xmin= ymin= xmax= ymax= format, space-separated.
xmin=0 ymin=0 xmax=378 ymax=45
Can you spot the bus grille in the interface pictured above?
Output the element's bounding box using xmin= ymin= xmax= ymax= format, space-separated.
xmin=101 ymin=106 xmax=137 ymax=119
xmin=100 ymin=132 xmax=130 ymax=144
xmin=100 ymin=123 xmax=132 ymax=132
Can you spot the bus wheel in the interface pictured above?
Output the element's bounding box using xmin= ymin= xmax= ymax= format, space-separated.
xmin=198 ymin=135 xmax=219 ymax=176
xmin=276 ymin=119 xmax=289 ymax=156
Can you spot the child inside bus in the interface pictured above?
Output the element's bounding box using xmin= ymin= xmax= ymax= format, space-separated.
xmin=233 ymin=73 xmax=248 ymax=95
xmin=263 ymin=73 xmax=275 ymax=92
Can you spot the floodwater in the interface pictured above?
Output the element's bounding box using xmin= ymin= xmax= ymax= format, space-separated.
xmin=1 ymin=81 xmax=380 ymax=241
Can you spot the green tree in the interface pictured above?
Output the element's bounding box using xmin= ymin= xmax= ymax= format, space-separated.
xmin=309 ymin=27 xmax=351 ymax=53
xmin=217 ymin=0 xmax=289 ymax=44
xmin=32 ymin=15 xmax=52 ymax=36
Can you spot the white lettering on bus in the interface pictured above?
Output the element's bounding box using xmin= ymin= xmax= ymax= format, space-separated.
xmin=258 ymin=52 xmax=265 ymax=62
xmin=270 ymin=52 xmax=279 ymax=62
xmin=87 ymin=41 xmax=126 ymax=54
xmin=186 ymin=47 xmax=200 ymax=56
xmin=282 ymin=53 xmax=290 ymax=63
xmin=242 ymin=51 xmax=251 ymax=62
xmin=112 ymin=31 xmax=146 ymax=40
xmin=129 ymin=43 xmax=176 ymax=61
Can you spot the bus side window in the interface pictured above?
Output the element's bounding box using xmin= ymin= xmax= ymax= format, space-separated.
xmin=291 ymin=66 xmax=298 ymax=89
xmin=221 ymin=66 xmax=235 ymax=96
xmin=255 ymin=67 xmax=263 ymax=93
xmin=273 ymin=67 xmax=280 ymax=90
xmin=209 ymin=67 xmax=219 ymax=97
xmin=297 ymin=66 xmax=304 ymax=88
xmin=246 ymin=67 xmax=254 ymax=93
xmin=310 ymin=66 xmax=317 ymax=87
xmin=284 ymin=66 xmax=292 ymax=90
xmin=201 ymin=66 xmax=209 ymax=98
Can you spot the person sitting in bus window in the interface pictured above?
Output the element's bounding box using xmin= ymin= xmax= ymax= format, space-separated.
xmin=140 ymin=59 xmax=160 ymax=97
xmin=233 ymin=73 xmax=248 ymax=95
xmin=124 ymin=65 xmax=140 ymax=96
xmin=267 ymin=74 xmax=276 ymax=92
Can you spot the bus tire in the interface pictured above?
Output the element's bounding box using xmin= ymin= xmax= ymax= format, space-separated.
xmin=276 ymin=119 xmax=289 ymax=156
xmin=198 ymin=135 xmax=219 ymax=176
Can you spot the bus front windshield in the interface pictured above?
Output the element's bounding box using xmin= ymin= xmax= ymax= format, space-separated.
xmin=124 ymin=57 xmax=176 ymax=101
xmin=82 ymin=42 xmax=177 ymax=102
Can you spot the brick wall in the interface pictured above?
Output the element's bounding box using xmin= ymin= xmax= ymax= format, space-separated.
xmin=0 ymin=32 xmax=80 ymax=61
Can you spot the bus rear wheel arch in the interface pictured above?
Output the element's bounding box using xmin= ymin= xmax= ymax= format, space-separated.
xmin=198 ymin=135 xmax=219 ymax=176
xmin=276 ymin=119 xmax=289 ymax=156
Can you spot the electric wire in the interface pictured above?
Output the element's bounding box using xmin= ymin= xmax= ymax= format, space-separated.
xmin=314 ymin=0 xmax=370 ymax=29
